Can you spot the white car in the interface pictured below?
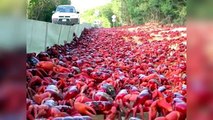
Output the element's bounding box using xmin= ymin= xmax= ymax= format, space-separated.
xmin=52 ymin=5 xmax=80 ymax=25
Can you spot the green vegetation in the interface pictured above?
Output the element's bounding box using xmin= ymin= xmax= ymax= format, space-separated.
xmin=27 ymin=0 xmax=186 ymax=26
xmin=27 ymin=0 xmax=71 ymax=22
xmin=81 ymin=3 xmax=113 ymax=28
xmin=81 ymin=0 xmax=187 ymax=27
xmin=188 ymin=0 xmax=213 ymax=19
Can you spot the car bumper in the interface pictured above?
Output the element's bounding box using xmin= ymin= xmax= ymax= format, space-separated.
xmin=52 ymin=18 xmax=79 ymax=25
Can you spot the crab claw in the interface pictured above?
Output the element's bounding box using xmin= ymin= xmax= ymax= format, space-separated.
xmin=124 ymin=94 xmax=138 ymax=101
xmin=36 ymin=61 xmax=55 ymax=71
xmin=33 ymin=92 xmax=51 ymax=104
xmin=64 ymin=86 xmax=79 ymax=100
xmin=74 ymin=102 xmax=96 ymax=116
xmin=165 ymin=111 xmax=180 ymax=120
xmin=53 ymin=65 xmax=70 ymax=73
xmin=157 ymin=98 xmax=173 ymax=112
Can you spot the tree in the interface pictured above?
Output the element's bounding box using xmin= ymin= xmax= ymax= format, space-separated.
xmin=27 ymin=0 xmax=71 ymax=22
xmin=111 ymin=0 xmax=187 ymax=25
xmin=58 ymin=0 xmax=71 ymax=5
xmin=78 ymin=0 xmax=187 ymax=27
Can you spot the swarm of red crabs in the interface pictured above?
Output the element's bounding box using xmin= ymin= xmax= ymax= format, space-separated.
xmin=27 ymin=23 xmax=186 ymax=120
